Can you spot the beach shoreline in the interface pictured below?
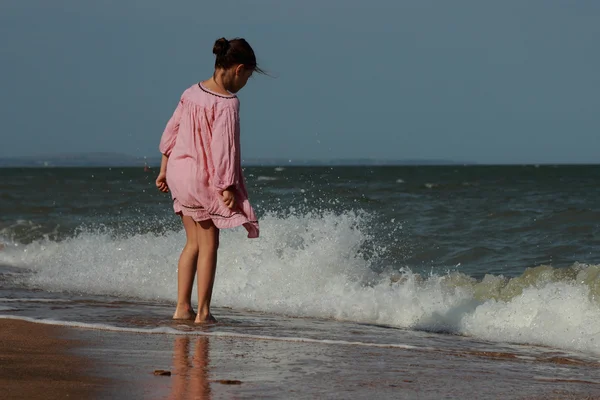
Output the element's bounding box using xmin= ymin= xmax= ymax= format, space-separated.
xmin=2 ymin=318 xmax=600 ymax=399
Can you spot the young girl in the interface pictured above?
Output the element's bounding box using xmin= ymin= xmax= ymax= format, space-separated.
xmin=156 ymin=37 xmax=261 ymax=323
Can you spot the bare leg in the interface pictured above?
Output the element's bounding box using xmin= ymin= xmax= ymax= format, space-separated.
xmin=195 ymin=219 xmax=219 ymax=323
xmin=173 ymin=216 xmax=199 ymax=320
xmin=190 ymin=337 xmax=211 ymax=398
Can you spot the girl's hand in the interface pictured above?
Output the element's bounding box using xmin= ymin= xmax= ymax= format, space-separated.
xmin=222 ymin=188 xmax=236 ymax=209
xmin=156 ymin=173 xmax=169 ymax=193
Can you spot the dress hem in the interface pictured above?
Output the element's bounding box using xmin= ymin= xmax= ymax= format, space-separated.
xmin=173 ymin=199 xmax=259 ymax=238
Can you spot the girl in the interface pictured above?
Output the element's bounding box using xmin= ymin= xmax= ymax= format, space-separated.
xmin=156 ymin=37 xmax=262 ymax=323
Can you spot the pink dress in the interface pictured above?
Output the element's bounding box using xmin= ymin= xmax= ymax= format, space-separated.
xmin=159 ymin=83 xmax=259 ymax=238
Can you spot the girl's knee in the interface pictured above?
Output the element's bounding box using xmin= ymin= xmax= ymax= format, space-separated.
xmin=184 ymin=241 xmax=200 ymax=255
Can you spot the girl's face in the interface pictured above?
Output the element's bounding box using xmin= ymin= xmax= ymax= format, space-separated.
xmin=228 ymin=64 xmax=253 ymax=93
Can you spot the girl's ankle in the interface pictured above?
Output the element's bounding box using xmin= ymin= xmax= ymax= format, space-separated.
xmin=176 ymin=303 xmax=193 ymax=311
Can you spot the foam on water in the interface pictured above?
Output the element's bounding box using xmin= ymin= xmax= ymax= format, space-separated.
xmin=256 ymin=176 xmax=278 ymax=181
xmin=0 ymin=315 xmax=423 ymax=350
xmin=0 ymin=298 xmax=72 ymax=303
xmin=2 ymin=210 xmax=600 ymax=355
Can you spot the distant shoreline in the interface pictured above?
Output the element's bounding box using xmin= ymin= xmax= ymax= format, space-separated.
xmin=0 ymin=153 xmax=470 ymax=168
xmin=1 ymin=153 xmax=597 ymax=167
xmin=0 ymin=162 xmax=469 ymax=168
xmin=2 ymin=162 xmax=600 ymax=168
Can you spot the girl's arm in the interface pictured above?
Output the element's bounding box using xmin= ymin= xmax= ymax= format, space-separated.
xmin=157 ymin=98 xmax=183 ymax=193
xmin=159 ymin=153 xmax=169 ymax=175
xmin=156 ymin=154 xmax=169 ymax=193
xmin=159 ymin=99 xmax=184 ymax=157
xmin=211 ymin=103 xmax=240 ymax=194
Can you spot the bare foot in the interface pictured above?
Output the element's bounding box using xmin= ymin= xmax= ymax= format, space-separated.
xmin=173 ymin=308 xmax=196 ymax=320
xmin=194 ymin=313 xmax=217 ymax=324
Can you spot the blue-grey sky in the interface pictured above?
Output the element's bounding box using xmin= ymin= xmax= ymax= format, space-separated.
xmin=1 ymin=0 xmax=598 ymax=164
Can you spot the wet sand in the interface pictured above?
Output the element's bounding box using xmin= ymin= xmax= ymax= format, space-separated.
xmin=0 ymin=320 xmax=105 ymax=400
xmin=2 ymin=318 xmax=600 ymax=399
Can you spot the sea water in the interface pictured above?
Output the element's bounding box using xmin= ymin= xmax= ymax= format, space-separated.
xmin=1 ymin=165 xmax=600 ymax=365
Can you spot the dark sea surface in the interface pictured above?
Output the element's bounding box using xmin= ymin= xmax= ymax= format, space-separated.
xmin=1 ymin=165 xmax=600 ymax=374
xmin=2 ymin=165 xmax=600 ymax=274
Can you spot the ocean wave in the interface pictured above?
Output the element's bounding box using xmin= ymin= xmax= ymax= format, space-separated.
xmin=1 ymin=210 xmax=600 ymax=355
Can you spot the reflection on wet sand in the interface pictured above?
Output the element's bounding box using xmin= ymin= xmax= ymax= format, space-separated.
xmin=170 ymin=336 xmax=211 ymax=400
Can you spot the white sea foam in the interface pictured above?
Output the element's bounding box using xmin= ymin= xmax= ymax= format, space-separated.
xmin=2 ymin=210 xmax=600 ymax=355
xmin=0 ymin=298 xmax=72 ymax=303
xmin=461 ymin=282 xmax=600 ymax=352
xmin=0 ymin=315 xmax=424 ymax=350
xmin=256 ymin=176 xmax=278 ymax=181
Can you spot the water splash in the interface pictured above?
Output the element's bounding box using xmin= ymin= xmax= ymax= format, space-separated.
xmin=2 ymin=210 xmax=600 ymax=354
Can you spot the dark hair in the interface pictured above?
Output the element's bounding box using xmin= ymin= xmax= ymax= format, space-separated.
xmin=212 ymin=37 xmax=266 ymax=74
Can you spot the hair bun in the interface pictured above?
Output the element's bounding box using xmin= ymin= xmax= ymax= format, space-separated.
xmin=212 ymin=38 xmax=230 ymax=56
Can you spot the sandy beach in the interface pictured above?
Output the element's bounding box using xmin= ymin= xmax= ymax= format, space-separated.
xmin=0 ymin=320 xmax=105 ymax=400
xmin=2 ymin=318 xmax=600 ymax=399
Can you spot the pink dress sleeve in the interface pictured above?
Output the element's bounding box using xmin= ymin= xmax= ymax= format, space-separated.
xmin=159 ymin=99 xmax=184 ymax=156
xmin=211 ymin=103 xmax=239 ymax=192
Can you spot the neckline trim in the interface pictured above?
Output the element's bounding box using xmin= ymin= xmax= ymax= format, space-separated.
xmin=198 ymin=82 xmax=236 ymax=99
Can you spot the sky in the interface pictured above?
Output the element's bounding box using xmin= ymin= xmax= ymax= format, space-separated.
xmin=0 ymin=0 xmax=598 ymax=164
